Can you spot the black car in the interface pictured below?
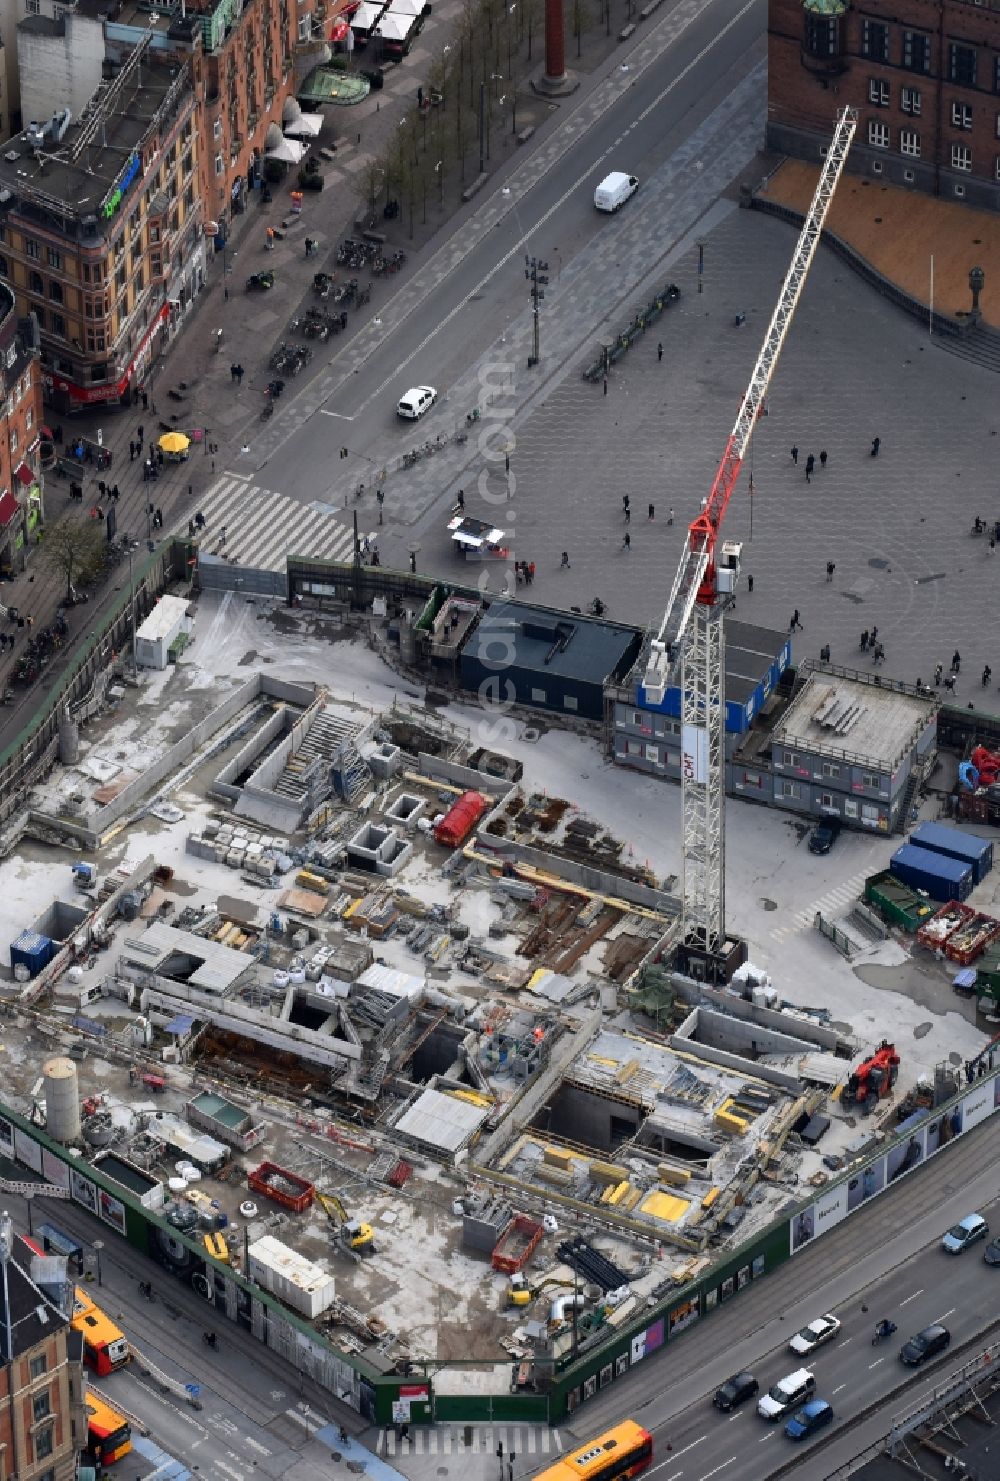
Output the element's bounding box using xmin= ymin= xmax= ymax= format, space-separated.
xmin=713 ymin=1372 xmax=759 ymax=1412
xmin=808 ymin=815 xmax=842 ymax=855
xmin=984 ymin=1238 xmax=1000 ymax=1266
xmin=899 ymin=1324 xmax=951 ymax=1366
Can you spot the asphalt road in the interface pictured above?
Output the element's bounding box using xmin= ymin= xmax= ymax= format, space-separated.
xmin=258 ymin=0 xmax=765 ymax=504
xmin=555 ymin=1116 xmax=1000 ymax=1481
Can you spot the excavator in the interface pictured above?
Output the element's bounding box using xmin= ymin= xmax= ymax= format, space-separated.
xmin=841 ymin=1041 xmax=900 ymax=1114
xmin=317 ymin=1192 xmax=375 ymax=1254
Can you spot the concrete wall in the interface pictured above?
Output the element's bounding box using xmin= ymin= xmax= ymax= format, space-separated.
xmin=477 ymin=831 xmax=679 ymax=916
xmin=212 ymin=705 xmax=289 ymax=801
xmin=670 ymin=1007 xmax=812 ymax=1092
xmin=671 ymin=977 xmax=846 ymax=1053
xmin=137 ymin=983 xmax=363 ymax=1065
xmin=416 ymin=753 xmax=515 ymax=798
xmin=18 ymin=15 xmax=104 ymax=128
xmin=198 ymin=553 xmax=287 ymax=599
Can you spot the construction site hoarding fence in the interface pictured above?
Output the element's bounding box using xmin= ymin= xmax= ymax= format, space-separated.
xmin=0 ymin=543 xmax=168 ymax=825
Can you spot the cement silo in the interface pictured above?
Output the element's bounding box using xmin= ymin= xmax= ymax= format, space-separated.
xmin=43 ymin=1056 xmax=81 ymax=1143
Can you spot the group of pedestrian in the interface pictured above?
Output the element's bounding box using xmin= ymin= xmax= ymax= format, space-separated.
xmin=791 ymin=447 xmax=828 ymax=483
xmin=515 ymin=560 xmax=536 ymax=585
xmin=97 ymin=481 xmax=121 ymax=502
xmin=229 ymin=364 xmax=246 ymax=384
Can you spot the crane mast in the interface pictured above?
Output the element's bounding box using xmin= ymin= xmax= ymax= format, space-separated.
xmin=643 ymin=107 xmax=858 ymax=973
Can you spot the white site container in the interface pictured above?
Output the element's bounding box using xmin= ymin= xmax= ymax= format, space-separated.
xmin=247 ymin=1235 xmax=336 ymax=1319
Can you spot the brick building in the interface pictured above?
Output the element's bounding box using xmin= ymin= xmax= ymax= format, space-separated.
xmin=0 ymin=283 xmax=45 ymax=576
xmin=768 ymin=0 xmax=1000 ymax=211
xmin=0 ymin=1219 xmax=87 ymax=1481
xmin=0 ymin=38 xmax=204 ymax=413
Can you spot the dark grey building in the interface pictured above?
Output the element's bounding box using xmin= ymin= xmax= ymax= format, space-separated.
xmin=460 ymin=601 xmax=641 ymax=723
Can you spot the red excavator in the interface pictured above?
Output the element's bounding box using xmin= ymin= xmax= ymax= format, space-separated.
xmin=841 ymin=1041 xmax=900 ymax=1113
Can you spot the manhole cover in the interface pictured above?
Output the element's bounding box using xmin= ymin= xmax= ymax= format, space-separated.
xmin=760 ymin=897 xmax=778 ymax=912
xmin=868 ymin=557 xmax=890 ymax=569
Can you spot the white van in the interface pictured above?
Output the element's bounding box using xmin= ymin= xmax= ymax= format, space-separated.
xmin=757 ymin=1367 xmax=816 ymax=1420
xmin=594 ymin=172 xmax=639 ymax=212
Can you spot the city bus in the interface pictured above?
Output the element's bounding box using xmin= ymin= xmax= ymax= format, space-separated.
xmin=19 ymin=1235 xmax=130 ymax=1375
xmin=72 ymin=1288 xmax=131 ymax=1375
xmin=533 ymin=1423 xmax=653 ymax=1481
xmin=85 ymin=1391 xmax=133 ymax=1466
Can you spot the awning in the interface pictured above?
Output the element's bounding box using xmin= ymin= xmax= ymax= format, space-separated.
xmin=374 ymin=12 xmax=415 ymax=41
xmin=330 ymin=18 xmax=350 ymax=40
xmin=284 ymin=112 xmax=324 ymax=138
xmin=0 ymin=489 xmax=19 ymax=526
xmin=267 ymin=135 xmax=307 ymax=164
xmin=14 ymin=462 xmax=34 ymax=486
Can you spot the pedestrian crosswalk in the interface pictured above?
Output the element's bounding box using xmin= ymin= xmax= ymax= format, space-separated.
xmin=176 ymin=473 xmax=362 ymax=573
xmin=768 ymin=867 xmax=872 ymax=944
xmin=380 ymin=1424 xmax=563 ymax=1457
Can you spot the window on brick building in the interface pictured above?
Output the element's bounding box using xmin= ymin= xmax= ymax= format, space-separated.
xmin=862 ymin=20 xmax=889 ymax=63
xmin=902 ymin=31 xmax=930 ymax=75
xmin=868 ymin=79 xmax=890 ymax=107
xmin=951 ymin=102 xmax=973 ymax=131
xmin=901 ymin=88 xmax=921 ymax=116
xmin=28 ymin=270 xmax=43 ymax=294
xmin=949 ymin=45 xmax=977 ymax=88
xmin=32 ymin=1393 xmax=51 ymax=1423
xmin=215 ymin=154 xmax=225 ymax=176
xmin=34 ymin=1426 xmax=54 ymax=1461
xmin=29 ymin=1355 xmax=46 ymax=1379
xmin=30 ymin=303 xmax=44 ymax=328
xmin=24 ymin=238 xmax=39 ymax=260
xmin=25 ymin=407 xmax=32 ymax=432
xmin=298 ymin=14 xmax=311 ymax=40
xmin=9 ymin=428 xmax=17 ymax=454
xmin=868 ymin=120 xmax=890 ymax=150
xmin=995 ymin=57 xmax=1000 ymax=95
xmin=951 ymin=144 xmax=972 ymax=172
xmin=0 ymin=255 xmax=7 ymax=277
xmin=803 ymin=13 xmax=838 ymax=59
xmin=50 ymin=313 xmax=66 ymax=337
xmin=900 ymin=130 xmax=921 ymax=158
xmin=25 ymin=0 xmax=40 ymax=11
xmin=48 ymin=280 xmax=63 ymax=303
xmin=46 ymin=246 xmax=61 ymax=269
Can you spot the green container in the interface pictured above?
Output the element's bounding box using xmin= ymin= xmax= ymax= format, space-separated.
xmin=864 ymin=870 xmax=935 ymax=933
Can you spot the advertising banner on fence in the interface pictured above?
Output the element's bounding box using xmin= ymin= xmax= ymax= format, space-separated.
xmin=13 ymin=1127 xmax=42 ymax=1173
xmin=41 ymin=1148 xmax=71 ymax=1191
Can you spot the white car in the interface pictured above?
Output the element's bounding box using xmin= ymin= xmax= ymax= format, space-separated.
xmin=788 ymin=1314 xmax=841 ymax=1356
xmin=397 ymin=386 xmax=437 ymax=419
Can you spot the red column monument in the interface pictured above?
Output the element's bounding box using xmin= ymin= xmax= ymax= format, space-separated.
xmin=544 ymin=0 xmax=565 ymax=86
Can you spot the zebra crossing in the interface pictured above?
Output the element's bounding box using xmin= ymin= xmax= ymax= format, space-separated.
xmin=380 ymin=1424 xmax=563 ymax=1458
xmin=177 ymin=473 xmax=363 ymax=572
xmin=768 ymin=867 xmax=872 ymax=944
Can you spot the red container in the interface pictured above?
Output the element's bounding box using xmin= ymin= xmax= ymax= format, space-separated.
xmin=433 ymin=790 xmax=488 ymax=848
xmin=248 ymin=1160 xmax=315 ymax=1213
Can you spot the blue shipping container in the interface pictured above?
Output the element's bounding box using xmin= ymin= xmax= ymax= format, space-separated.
xmin=909 ymin=821 xmax=993 ymax=886
xmin=890 ymin=844 xmax=973 ymax=903
xmin=9 ymin=930 xmax=55 ymax=977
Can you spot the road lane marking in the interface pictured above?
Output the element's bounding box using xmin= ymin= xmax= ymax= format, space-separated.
xmin=698 ymin=1462 xmax=735 ymax=1480
xmin=649 ymin=1437 xmax=706 ymax=1468
xmin=935 ymin=1309 xmax=956 ymax=1322
xmin=899 ymin=1289 xmax=923 ymax=1307
xmin=256 ymin=0 xmax=760 ymax=465
xmin=836 ymin=1337 xmax=852 ymax=1347
xmin=869 ymin=1357 xmax=885 ymax=1369
xmin=319 ymin=411 xmax=354 ymax=420
xmin=758 ymin=1432 xmax=777 ymax=1443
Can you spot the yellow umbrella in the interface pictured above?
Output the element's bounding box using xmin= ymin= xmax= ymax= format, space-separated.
xmin=158 ymin=431 xmax=190 ymax=454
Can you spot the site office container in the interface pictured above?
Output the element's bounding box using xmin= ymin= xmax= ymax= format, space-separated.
xmin=246 ymin=1234 xmax=336 ymax=1319
xmin=909 ymin=822 xmax=993 ymax=886
xmin=890 ymin=844 xmax=973 ymax=903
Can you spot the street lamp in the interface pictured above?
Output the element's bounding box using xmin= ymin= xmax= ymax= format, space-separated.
xmin=92 ymin=1239 xmax=104 ymax=1287
xmin=969 ymin=265 xmax=985 ymax=324
xmin=25 ymin=1193 xmax=34 ymax=1235
xmin=525 ymin=254 xmax=548 ymax=367
xmin=479 ymin=81 xmax=486 ymax=173
xmin=435 ymin=158 xmax=444 ymax=208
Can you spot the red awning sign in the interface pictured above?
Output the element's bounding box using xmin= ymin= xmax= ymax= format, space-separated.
xmin=0 ymin=489 xmax=19 ymax=527
xmin=14 ymin=462 xmax=34 ymax=486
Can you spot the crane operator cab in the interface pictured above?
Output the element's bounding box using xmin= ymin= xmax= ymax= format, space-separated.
xmin=641 ymin=539 xmax=743 ymax=704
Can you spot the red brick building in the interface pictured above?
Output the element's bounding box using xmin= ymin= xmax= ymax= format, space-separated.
xmin=0 ymin=284 xmax=45 ymax=577
xmin=768 ymin=0 xmax=1000 ymax=211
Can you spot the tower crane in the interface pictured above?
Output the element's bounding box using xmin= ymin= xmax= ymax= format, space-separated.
xmin=642 ymin=107 xmax=858 ymax=979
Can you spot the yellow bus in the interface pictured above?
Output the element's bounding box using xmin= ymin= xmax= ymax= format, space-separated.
xmin=533 ymin=1422 xmax=653 ymax=1481
xmin=85 ymin=1391 xmax=132 ymax=1466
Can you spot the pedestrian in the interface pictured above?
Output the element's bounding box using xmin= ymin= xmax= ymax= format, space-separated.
xmin=560 ymin=551 xmax=571 ymax=569
xmin=155 ymin=507 xmax=163 ymax=529
xmin=141 ymin=390 xmax=148 ymax=411
xmin=667 ymin=507 xmax=674 ymax=525
xmin=826 ymin=561 xmax=835 ymax=582
xmin=747 ymin=575 xmax=754 ymax=594
xmin=952 ymin=649 xmax=961 ymax=673
xmin=657 ymin=342 xmax=663 ymax=363
xmin=870 ymin=436 xmax=880 ymax=457
xmin=934 ymin=662 xmax=943 ymax=686
xmin=648 ymin=503 xmax=655 ymax=520
xmin=944 ymin=673 xmax=956 ymax=693
xmin=805 ymin=454 xmax=815 ymax=482
xmin=870 ymin=625 xmax=878 ymax=645
xmin=623 ymin=532 xmax=631 ymax=551
xmin=112 ymin=484 xmax=120 ymax=501
xmin=622 ymin=494 xmax=630 ymax=512
xmin=819 ymin=450 xmax=827 ymax=469
xmin=129 ymin=440 xmax=136 ymax=462
xmin=188 ymin=519 xmax=196 ymax=537
xmin=457 ymin=489 xmax=465 ymax=510
xmin=528 ymin=561 xmax=535 ymax=584
xmin=982 ymin=665 xmax=992 ymax=687
xmin=266 ymin=227 xmax=275 ymax=250
xmin=624 ymin=505 xmax=631 ymax=524
xmin=790 ymin=446 xmax=799 ymax=465
xmin=820 ymin=645 xmax=831 ymax=663
xmin=790 ymin=610 xmax=802 ymax=631
xmin=98 ymin=480 xmax=106 ymax=498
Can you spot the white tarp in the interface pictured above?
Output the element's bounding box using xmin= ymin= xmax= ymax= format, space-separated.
xmin=374 ymin=11 xmax=415 ymax=41
xmin=267 ymin=136 xmax=307 ymax=164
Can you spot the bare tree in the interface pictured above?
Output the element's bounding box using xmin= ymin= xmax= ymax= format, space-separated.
xmin=355 ymin=159 xmax=386 ymax=226
xmin=572 ymin=0 xmax=593 ymax=57
xmin=46 ymin=517 xmax=106 ymax=600
xmin=523 ymin=0 xmax=542 ymax=61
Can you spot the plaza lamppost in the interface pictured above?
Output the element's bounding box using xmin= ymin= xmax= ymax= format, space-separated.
xmin=525 ymin=254 xmax=548 ymax=367
xmin=435 ymin=158 xmax=444 ymax=208
xmin=479 ymin=82 xmax=486 ymax=173
xmin=92 ymin=1239 xmax=104 ymax=1287
xmin=969 ymin=265 xmax=985 ymax=326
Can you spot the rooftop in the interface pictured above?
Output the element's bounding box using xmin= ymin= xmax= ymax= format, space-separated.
xmin=136 ymin=594 xmax=191 ymax=643
xmin=0 ymin=47 xmax=189 ymax=229
xmin=773 ymin=670 xmax=936 ymax=768
xmin=464 ymin=600 xmax=641 ymax=686
xmin=1 ymin=1235 xmax=68 ymax=1361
